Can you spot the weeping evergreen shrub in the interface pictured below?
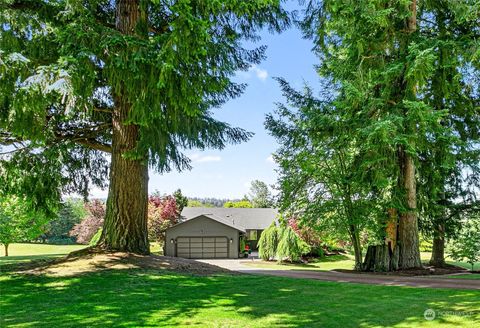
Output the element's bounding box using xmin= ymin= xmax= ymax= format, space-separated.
xmin=276 ymin=225 xmax=310 ymax=263
xmin=89 ymin=228 xmax=103 ymax=247
xmin=258 ymin=222 xmax=278 ymax=261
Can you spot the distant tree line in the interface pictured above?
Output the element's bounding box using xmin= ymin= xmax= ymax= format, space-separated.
xmin=188 ymin=180 xmax=274 ymax=208
xmin=0 ymin=183 xmax=276 ymax=256
xmin=187 ymin=197 xmax=229 ymax=208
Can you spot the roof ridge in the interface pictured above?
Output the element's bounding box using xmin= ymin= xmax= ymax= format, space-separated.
xmin=180 ymin=207 xmax=278 ymax=230
xmin=201 ymin=214 xmax=246 ymax=231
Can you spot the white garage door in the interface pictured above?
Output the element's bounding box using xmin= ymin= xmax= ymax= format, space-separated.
xmin=176 ymin=237 xmax=229 ymax=259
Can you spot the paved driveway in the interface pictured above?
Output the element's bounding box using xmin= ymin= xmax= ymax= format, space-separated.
xmin=196 ymin=258 xmax=259 ymax=271
xmin=196 ymin=258 xmax=480 ymax=290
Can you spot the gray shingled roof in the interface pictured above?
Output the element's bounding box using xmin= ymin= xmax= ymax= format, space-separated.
xmin=180 ymin=207 xmax=278 ymax=230
xmin=168 ymin=213 xmax=246 ymax=232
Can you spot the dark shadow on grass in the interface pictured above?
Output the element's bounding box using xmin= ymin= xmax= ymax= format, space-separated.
xmin=0 ymin=254 xmax=66 ymax=263
xmin=0 ymin=255 xmax=71 ymax=273
xmin=1 ymin=267 xmax=479 ymax=327
xmin=0 ymin=253 xmax=96 ymax=273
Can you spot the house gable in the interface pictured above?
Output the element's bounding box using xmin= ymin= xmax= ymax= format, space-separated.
xmin=167 ymin=214 xmax=246 ymax=233
xmin=164 ymin=215 xmax=241 ymax=258
xmin=180 ymin=207 xmax=277 ymax=230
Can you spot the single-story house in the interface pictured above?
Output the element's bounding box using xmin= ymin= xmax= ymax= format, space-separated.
xmin=164 ymin=207 xmax=278 ymax=259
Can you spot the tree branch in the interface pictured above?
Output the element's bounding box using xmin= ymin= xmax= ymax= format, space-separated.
xmin=3 ymin=0 xmax=48 ymax=11
xmin=0 ymin=132 xmax=26 ymax=147
xmin=0 ymin=146 xmax=29 ymax=155
xmin=73 ymin=138 xmax=112 ymax=153
xmin=53 ymin=122 xmax=113 ymax=153
xmin=2 ymin=0 xmax=60 ymax=23
xmin=93 ymin=107 xmax=113 ymax=114
xmin=446 ymin=201 xmax=480 ymax=220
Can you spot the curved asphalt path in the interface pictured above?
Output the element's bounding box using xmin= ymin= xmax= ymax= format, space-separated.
xmin=197 ymin=259 xmax=480 ymax=290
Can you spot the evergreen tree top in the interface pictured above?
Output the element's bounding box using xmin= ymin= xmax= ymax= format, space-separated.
xmin=0 ymin=0 xmax=289 ymax=171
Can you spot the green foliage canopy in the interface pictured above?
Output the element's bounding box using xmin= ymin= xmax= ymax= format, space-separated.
xmin=0 ymin=0 xmax=289 ymax=169
xmin=172 ymin=189 xmax=188 ymax=213
xmin=0 ymin=195 xmax=51 ymax=255
xmin=258 ymin=221 xmax=278 ymax=261
xmin=223 ymin=200 xmax=253 ymax=208
xmin=449 ymin=216 xmax=480 ymax=271
xmin=268 ymin=0 xmax=479 ymax=269
xmin=248 ymin=180 xmax=273 ymax=208
xmin=0 ymin=0 xmax=289 ymax=220
xmin=265 ymin=79 xmax=380 ymax=269
xmin=276 ymin=223 xmax=309 ymax=263
xmin=42 ymin=198 xmax=87 ymax=243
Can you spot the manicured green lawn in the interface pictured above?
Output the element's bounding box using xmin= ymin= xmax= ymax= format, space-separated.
xmin=0 ymin=243 xmax=165 ymax=267
xmin=1 ymin=244 xmax=479 ymax=327
xmin=149 ymin=241 xmax=163 ymax=255
xmin=3 ymin=244 xmax=477 ymax=272
xmin=245 ymin=252 xmax=479 ymax=273
xmin=0 ymin=243 xmax=87 ymax=266
xmin=446 ymin=261 xmax=480 ymax=271
xmin=1 ymin=269 xmax=479 ymax=327
xmin=243 ymin=254 xmax=356 ymax=271
xmin=419 ymin=252 xmax=480 ymax=271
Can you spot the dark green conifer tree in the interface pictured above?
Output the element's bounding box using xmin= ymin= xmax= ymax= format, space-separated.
xmin=0 ymin=0 xmax=288 ymax=253
xmin=273 ymin=0 xmax=479 ymax=270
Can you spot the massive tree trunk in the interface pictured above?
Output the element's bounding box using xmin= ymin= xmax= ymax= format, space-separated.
xmin=398 ymin=151 xmax=422 ymax=268
xmin=363 ymin=245 xmax=395 ymax=272
xmin=363 ymin=210 xmax=401 ymax=272
xmin=385 ymin=208 xmax=398 ymax=252
xmin=396 ymin=0 xmax=422 ymax=269
xmin=99 ymin=0 xmax=150 ymax=254
xmin=101 ymin=98 xmax=149 ymax=254
xmin=4 ymin=243 xmax=8 ymax=257
xmin=349 ymin=225 xmax=363 ymax=271
xmin=428 ymin=10 xmax=448 ymax=269
xmin=430 ymin=223 xmax=446 ymax=267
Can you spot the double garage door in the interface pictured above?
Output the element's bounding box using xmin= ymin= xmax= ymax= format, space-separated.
xmin=176 ymin=237 xmax=229 ymax=259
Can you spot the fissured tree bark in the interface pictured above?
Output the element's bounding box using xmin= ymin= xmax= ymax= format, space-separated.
xmin=398 ymin=151 xmax=422 ymax=268
xmin=397 ymin=0 xmax=422 ymax=269
xmin=429 ymin=222 xmax=446 ymax=267
xmin=99 ymin=0 xmax=149 ymax=254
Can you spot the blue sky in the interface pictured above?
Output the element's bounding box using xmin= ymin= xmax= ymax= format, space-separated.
xmin=91 ymin=10 xmax=319 ymax=199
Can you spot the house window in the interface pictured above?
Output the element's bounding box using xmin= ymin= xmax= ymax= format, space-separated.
xmin=246 ymin=230 xmax=257 ymax=240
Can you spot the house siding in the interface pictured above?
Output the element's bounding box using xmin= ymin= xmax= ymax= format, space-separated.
xmin=165 ymin=215 xmax=240 ymax=258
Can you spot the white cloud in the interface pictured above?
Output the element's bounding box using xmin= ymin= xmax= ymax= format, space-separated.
xmin=266 ymin=155 xmax=275 ymax=164
xmin=251 ymin=65 xmax=268 ymax=81
xmin=237 ymin=65 xmax=269 ymax=82
xmin=190 ymin=153 xmax=222 ymax=163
